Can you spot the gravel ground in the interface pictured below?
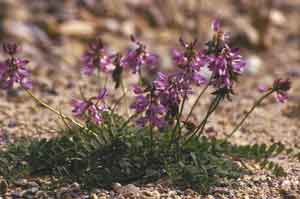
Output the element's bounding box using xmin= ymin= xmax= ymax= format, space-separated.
xmin=0 ymin=0 xmax=300 ymax=198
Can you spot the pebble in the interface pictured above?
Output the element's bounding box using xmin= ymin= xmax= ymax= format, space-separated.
xmin=70 ymin=182 xmax=80 ymax=192
xmin=14 ymin=178 xmax=28 ymax=187
xmin=59 ymin=20 xmax=95 ymax=37
xmin=35 ymin=190 xmax=48 ymax=198
xmin=141 ymin=190 xmax=160 ymax=199
xmin=27 ymin=181 xmax=40 ymax=188
xmin=90 ymin=193 xmax=99 ymax=199
xmin=245 ymin=55 xmax=263 ymax=75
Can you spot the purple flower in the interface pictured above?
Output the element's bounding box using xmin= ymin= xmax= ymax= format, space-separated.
xmin=71 ymin=99 xmax=89 ymax=117
xmin=130 ymin=95 xmax=150 ymax=113
xmin=89 ymin=104 xmax=107 ymax=124
xmin=71 ymin=88 xmax=108 ymax=124
xmin=192 ymin=73 xmax=207 ymax=86
xmin=81 ymin=39 xmax=114 ymax=75
xmin=143 ymin=53 xmax=159 ymax=71
xmin=275 ymin=92 xmax=288 ymax=103
xmin=130 ymin=84 xmax=167 ymax=128
xmin=212 ymin=49 xmax=246 ymax=89
xmin=272 ymin=78 xmax=291 ymax=103
xmin=136 ymin=104 xmax=167 ymax=128
xmin=153 ymin=72 xmax=193 ymax=119
xmin=120 ymin=39 xmax=159 ymax=74
xmin=258 ymin=84 xmax=269 ymax=92
xmin=97 ymin=87 xmax=108 ymax=100
xmin=0 ymin=43 xmax=32 ymax=90
xmin=258 ymin=79 xmax=291 ymax=103
xmin=212 ymin=19 xmax=221 ymax=32
xmin=120 ymin=50 xmax=141 ymax=73
xmin=273 ymin=78 xmax=291 ymax=92
xmin=132 ymin=84 xmax=145 ymax=94
xmin=171 ymin=48 xmax=188 ymax=66
xmin=2 ymin=43 xmax=19 ymax=55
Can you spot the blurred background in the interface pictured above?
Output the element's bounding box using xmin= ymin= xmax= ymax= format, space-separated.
xmin=0 ymin=0 xmax=299 ymax=143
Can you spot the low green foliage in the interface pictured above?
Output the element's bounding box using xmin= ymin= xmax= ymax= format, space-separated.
xmin=0 ymin=113 xmax=297 ymax=193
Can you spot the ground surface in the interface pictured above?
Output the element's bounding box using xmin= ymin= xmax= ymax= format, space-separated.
xmin=0 ymin=0 xmax=300 ymax=198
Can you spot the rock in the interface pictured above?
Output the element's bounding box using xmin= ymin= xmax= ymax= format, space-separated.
xmin=281 ymin=180 xmax=291 ymax=191
xmin=288 ymin=67 xmax=300 ymax=77
xmin=211 ymin=187 xmax=230 ymax=194
xmin=270 ymin=10 xmax=286 ymax=26
xmin=27 ymin=181 xmax=40 ymax=188
xmin=104 ymin=19 xmax=121 ymax=33
xmin=245 ymin=55 xmax=263 ymax=75
xmin=60 ymin=192 xmax=79 ymax=199
xmin=14 ymin=178 xmax=28 ymax=187
xmin=113 ymin=183 xmax=140 ymax=197
xmin=0 ymin=179 xmax=8 ymax=194
xmin=90 ymin=193 xmax=98 ymax=199
xmin=19 ymin=187 xmax=39 ymax=198
xmin=57 ymin=187 xmax=69 ymax=199
xmin=234 ymin=18 xmax=259 ymax=46
xmin=70 ymin=182 xmax=80 ymax=192
xmin=140 ymin=190 xmax=160 ymax=199
xmin=35 ymin=191 xmax=48 ymax=199
xmin=59 ymin=20 xmax=95 ymax=37
xmin=121 ymin=21 xmax=136 ymax=36
xmin=206 ymin=195 xmax=215 ymax=199
xmin=280 ymin=189 xmax=299 ymax=199
xmin=112 ymin=183 xmax=122 ymax=193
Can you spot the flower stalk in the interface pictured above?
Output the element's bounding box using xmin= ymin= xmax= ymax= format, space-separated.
xmin=24 ymin=88 xmax=84 ymax=129
xmin=225 ymin=90 xmax=274 ymax=140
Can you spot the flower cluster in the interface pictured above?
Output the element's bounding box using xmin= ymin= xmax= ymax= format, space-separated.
xmin=120 ymin=37 xmax=159 ymax=74
xmin=130 ymin=84 xmax=166 ymax=128
xmin=81 ymin=38 xmax=114 ymax=75
xmin=71 ymin=88 xmax=108 ymax=124
xmin=129 ymin=20 xmax=247 ymax=127
xmin=0 ymin=43 xmax=32 ymax=90
xmin=204 ymin=19 xmax=247 ymax=93
xmin=170 ymin=40 xmax=207 ymax=87
xmin=258 ymin=78 xmax=291 ymax=103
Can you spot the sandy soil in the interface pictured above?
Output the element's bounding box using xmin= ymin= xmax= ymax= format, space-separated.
xmin=0 ymin=0 xmax=299 ymax=198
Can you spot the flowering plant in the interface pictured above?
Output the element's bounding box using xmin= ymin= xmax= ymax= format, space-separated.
xmin=0 ymin=19 xmax=291 ymax=146
xmin=0 ymin=19 xmax=293 ymax=191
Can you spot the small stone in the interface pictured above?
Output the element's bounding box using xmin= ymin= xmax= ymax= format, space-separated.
xmin=90 ymin=193 xmax=98 ymax=199
xmin=112 ymin=183 xmax=122 ymax=192
xmin=0 ymin=179 xmax=8 ymax=194
xmin=280 ymin=189 xmax=299 ymax=199
xmin=206 ymin=195 xmax=215 ymax=199
xmin=70 ymin=182 xmax=80 ymax=192
xmin=35 ymin=191 xmax=48 ymax=199
xmin=14 ymin=178 xmax=28 ymax=187
xmin=59 ymin=20 xmax=95 ymax=37
xmin=270 ymin=10 xmax=286 ymax=26
xmin=281 ymin=180 xmax=291 ymax=191
xmin=61 ymin=192 xmax=77 ymax=199
xmin=124 ymin=184 xmax=140 ymax=193
xmin=57 ymin=187 xmax=69 ymax=199
xmin=245 ymin=55 xmax=263 ymax=75
xmin=27 ymin=181 xmax=39 ymax=188
xmin=141 ymin=190 xmax=160 ymax=199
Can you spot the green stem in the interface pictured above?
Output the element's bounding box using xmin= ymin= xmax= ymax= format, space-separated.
xmin=168 ymin=92 xmax=187 ymax=150
xmin=185 ymin=81 xmax=210 ymax=123
xmin=196 ymin=95 xmax=222 ymax=136
xmin=119 ymin=112 xmax=139 ymax=131
xmin=225 ymin=90 xmax=274 ymax=140
xmin=150 ymin=124 xmax=154 ymax=153
xmin=184 ymin=94 xmax=222 ymax=145
xmin=24 ymin=89 xmax=84 ymax=129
